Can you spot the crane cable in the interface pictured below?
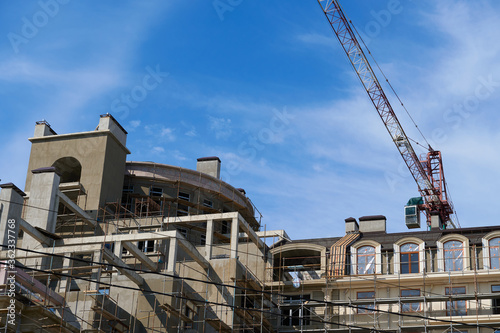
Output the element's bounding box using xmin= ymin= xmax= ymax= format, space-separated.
xmin=336 ymin=1 xmax=432 ymax=150
xmin=349 ymin=17 xmax=461 ymax=227
xmin=333 ymin=2 xmax=460 ymax=228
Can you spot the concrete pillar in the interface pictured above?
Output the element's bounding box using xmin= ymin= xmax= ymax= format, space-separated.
xmin=0 ymin=183 xmax=25 ymax=247
xmin=114 ymin=241 xmax=122 ymax=275
xmin=90 ymin=250 xmax=103 ymax=292
xmin=323 ymin=288 xmax=332 ymax=330
xmin=23 ymin=167 xmax=60 ymax=252
xmin=59 ymin=253 xmax=72 ymax=293
xmin=230 ymin=218 xmax=239 ymax=259
xmin=205 ymin=219 xmax=214 ymax=260
xmin=168 ymin=237 xmax=178 ymax=274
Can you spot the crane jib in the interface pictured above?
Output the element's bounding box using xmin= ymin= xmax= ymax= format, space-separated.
xmin=317 ymin=0 xmax=456 ymax=227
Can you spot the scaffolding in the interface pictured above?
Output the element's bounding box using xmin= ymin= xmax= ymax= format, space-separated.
xmin=266 ymin=242 xmax=500 ymax=333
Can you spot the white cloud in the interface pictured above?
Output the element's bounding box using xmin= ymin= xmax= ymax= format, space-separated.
xmin=129 ymin=120 xmax=141 ymax=129
xmin=185 ymin=129 xmax=197 ymax=137
xmin=208 ymin=116 xmax=232 ymax=140
xmin=160 ymin=127 xmax=175 ymax=140
xmin=152 ymin=146 xmax=165 ymax=154
xmin=171 ymin=150 xmax=187 ymax=161
xmin=296 ymin=32 xmax=335 ymax=48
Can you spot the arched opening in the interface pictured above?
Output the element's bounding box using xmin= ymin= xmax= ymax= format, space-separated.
xmin=272 ymin=248 xmax=323 ymax=282
xmin=52 ymin=157 xmax=82 ymax=183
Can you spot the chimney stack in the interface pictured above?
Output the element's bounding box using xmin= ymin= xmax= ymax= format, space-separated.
xmin=358 ymin=215 xmax=386 ymax=233
xmin=197 ymin=157 xmax=221 ymax=179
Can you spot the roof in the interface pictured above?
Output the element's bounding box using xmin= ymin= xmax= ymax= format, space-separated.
xmin=281 ymin=225 xmax=500 ymax=251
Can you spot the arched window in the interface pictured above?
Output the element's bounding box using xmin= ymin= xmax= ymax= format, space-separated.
xmin=490 ymin=237 xmax=500 ymax=270
xmin=52 ymin=157 xmax=82 ymax=183
xmin=444 ymin=240 xmax=463 ymax=271
xmin=400 ymin=243 xmax=419 ymax=274
xmin=357 ymin=246 xmax=375 ymax=274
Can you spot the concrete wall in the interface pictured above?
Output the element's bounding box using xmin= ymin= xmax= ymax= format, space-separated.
xmin=25 ymin=131 xmax=129 ymax=212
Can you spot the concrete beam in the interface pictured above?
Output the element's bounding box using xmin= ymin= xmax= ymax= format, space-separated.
xmin=176 ymin=231 xmax=209 ymax=270
xmin=256 ymin=229 xmax=290 ymax=241
xmin=7 ymin=243 xmax=110 ymax=257
xmin=102 ymin=247 xmax=144 ymax=286
xmin=57 ymin=190 xmax=98 ymax=229
xmin=164 ymin=212 xmax=239 ymax=224
xmin=18 ymin=218 xmax=53 ymax=247
xmin=14 ymin=230 xmax=210 ymax=271
xmin=237 ymin=214 xmax=264 ymax=249
xmin=122 ymin=241 xmax=158 ymax=271
xmin=58 ymin=231 xmax=178 ymax=247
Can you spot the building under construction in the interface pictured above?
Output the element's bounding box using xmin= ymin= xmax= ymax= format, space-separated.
xmin=1 ymin=115 xmax=500 ymax=332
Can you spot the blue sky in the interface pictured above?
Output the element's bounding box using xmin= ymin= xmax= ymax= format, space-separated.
xmin=1 ymin=0 xmax=500 ymax=240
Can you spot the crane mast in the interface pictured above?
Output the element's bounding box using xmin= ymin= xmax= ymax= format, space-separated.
xmin=317 ymin=0 xmax=456 ymax=228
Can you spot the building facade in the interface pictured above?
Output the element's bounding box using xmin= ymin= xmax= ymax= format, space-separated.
xmin=1 ymin=115 xmax=499 ymax=333
xmin=271 ymin=216 xmax=500 ymax=333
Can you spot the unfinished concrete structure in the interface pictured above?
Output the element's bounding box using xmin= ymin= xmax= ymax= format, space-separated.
xmin=1 ymin=115 xmax=500 ymax=333
xmin=0 ymin=115 xmax=282 ymax=332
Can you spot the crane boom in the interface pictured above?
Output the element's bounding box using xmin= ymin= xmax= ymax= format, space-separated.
xmin=317 ymin=0 xmax=456 ymax=228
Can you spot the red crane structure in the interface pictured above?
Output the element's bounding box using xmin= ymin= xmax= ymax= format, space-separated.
xmin=317 ymin=0 xmax=458 ymax=229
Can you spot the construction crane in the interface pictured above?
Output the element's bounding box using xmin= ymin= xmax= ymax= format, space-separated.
xmin=317 ymin=0 xmax=458 ymax=229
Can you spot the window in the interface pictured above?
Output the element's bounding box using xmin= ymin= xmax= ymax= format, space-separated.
xmin=183 ymin=306 xmax=193 ymax=329
xmin=445 ymin=287 xmax=466 ymax=316
xmin=490 ymin=237 xmax=500 ymax=269
xmin=357 ymin=246 xmax=376 ymax=274
xmin=178 ymin=191 xmax=190 ymax=201
xmin=444 ymin=240 xmax=464 ymax=271
xmin=200 ymin=234 xmax=206 ymax=246
xmin=123 ymin=184 xmax=134 ymax=192
xmin=178 ymin=228 xmax=188 ymax=239
xmin=150 ymin=186 xmax=163 ymax=196
xmin=401 ymin=243 xmax=419 ymax=274
xmin=281 ymin=295 xmax=311 ymax=327
xmin=492 ymin=285 xmax=500 ymax=314
xmin=203 ymin=199 xmax=213 ymax=208
xmin=98 ymin=288 xmax=110 ymax=295
xmin=401 ymin=289 xmax=420 ymax=312
xmin=357 ymin=291 xmax=375 ymax=313
xmin=138 ymin=240 xmax=155 ymax=253
xmin=221 ymin=221 xmax=229 ymax=234
xmin=177 ymin=203 xmax=189 ymax=216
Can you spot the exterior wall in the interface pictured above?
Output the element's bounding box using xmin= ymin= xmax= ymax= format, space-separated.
xmin=25 ymin=131 xmax=128 ymax=212
xmin=125 ymin=161 xmax=255 ymax=225
xmin=269 ymin=228 xmax=500 ymax=332
xmin=4 ymin=116 xmax=500 ymax=333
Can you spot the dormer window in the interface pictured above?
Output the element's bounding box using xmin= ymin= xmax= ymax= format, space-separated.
xmin=351 ymin=241 xmax=382 ymax=275
xmin=444 ymin=240 xmax=464 ymax=271
xmin=400 ymin=243 xmax=419 ymax=274
xmin=437 ymin=235 xmax=470 ymax=272
xmin=357 ymin=246 xmax=376 ymax=274
xmin=394 ymin=238 xmax=425 ymax=275
xmin=489 ymin=237 xmax=500 ymax=270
